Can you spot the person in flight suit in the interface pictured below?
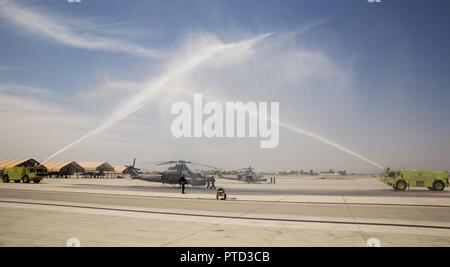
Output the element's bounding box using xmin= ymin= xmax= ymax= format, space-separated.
xmin=179 ymin=175 xmax=187 ymax=194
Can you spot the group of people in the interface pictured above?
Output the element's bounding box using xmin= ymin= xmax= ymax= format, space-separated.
xmin=178 ymin=175 xmax=216 ymax=194
xmin=269 ymin=176 xmax=276 ymax=184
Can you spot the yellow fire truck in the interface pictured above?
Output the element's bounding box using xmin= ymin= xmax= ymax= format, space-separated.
xmin=380 ymin=168 xmax=449 ymax=191
xmin=1 ymin=166 xmax=47 ymax=183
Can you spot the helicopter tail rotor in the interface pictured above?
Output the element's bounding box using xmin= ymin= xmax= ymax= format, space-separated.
xmin=126 ymin=158 xmax=141 ymax=178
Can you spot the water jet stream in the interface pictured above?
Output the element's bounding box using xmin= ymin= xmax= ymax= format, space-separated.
xmin=43 ymin=31 xmax=384 ymax=171
xmin=42 ymin=33 xmax=273 ymax=164
xmin=197 ymin=92 xmax=385 ymax=170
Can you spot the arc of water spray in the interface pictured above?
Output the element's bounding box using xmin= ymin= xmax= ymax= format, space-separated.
xmin=277 ymin=122 xmax=385 ymax=169
xmin=43 ymin=31 xmax=384 ymax=171
xmin=42 ymin=104 xmax=145 ymax=164
xmin=42 ymin=33 xmax=274 ymax=164
xmin=197 ymin=92 xmax=385 ymax=170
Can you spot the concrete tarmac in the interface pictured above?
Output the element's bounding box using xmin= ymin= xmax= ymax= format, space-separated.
xmin=0 ymin=176 xmax=450 ymax=246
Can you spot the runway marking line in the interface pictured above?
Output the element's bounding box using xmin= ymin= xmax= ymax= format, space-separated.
xmin=1 ymin=188 xmax=450 ymax=208
xmin=1 ymin=199 xmax=450 ymax=231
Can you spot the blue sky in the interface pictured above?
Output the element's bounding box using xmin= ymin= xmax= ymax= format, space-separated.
xmin=0 ymin=0 xmax=449 ymax=172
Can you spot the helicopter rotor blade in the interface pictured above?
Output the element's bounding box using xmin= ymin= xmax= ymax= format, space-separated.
xmin=156 ymin=161 xmax=176 ymax=166
xmin=190 ymin=162 xmax=219 ymax=169
xmin=154 ymin=160 xmax=190 ymax=165
xmin=138 ymin=161 xmax=172 ymax=165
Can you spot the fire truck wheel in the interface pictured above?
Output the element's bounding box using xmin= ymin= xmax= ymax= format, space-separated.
xmin=22 ymin=175 xmax=30 ymax=184
xmin=395 ymin=180 xmax=407 ymax=191
xmin=432 ymin=180 xmax=445 ymax=191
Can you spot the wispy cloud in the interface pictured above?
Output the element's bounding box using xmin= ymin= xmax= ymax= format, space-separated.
xmin=0 ymin=28 xmax=380 ymax=170
xmin=41 ymin=32 xmax=274 ymax=163
xmin=0 ymin=81 xmax=151 ymax=158
xmin=0 ymin=65 xmax=21 ymax=71
xmin=0 ymin=83 xmax=74 ymax=114
xmin=0 ymin=83 xmax=50 ymax=95
xmin=76 ymin=74 xmax=145 ymax=101
xmin=295 ymin=17 xmax=334 ymax=35
xmin=0 ymin=0 xmax=160 ymax=58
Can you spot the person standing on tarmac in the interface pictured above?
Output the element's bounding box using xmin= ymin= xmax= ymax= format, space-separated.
xmin=211 ymin=176 xmax=216 ymax=189
xmin=179 ymin=175 xmax=187 ymax=194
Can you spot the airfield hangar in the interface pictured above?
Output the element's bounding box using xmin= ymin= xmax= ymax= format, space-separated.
xmin=0 ymin=159 xmax=44 ymax=172
xmin=42 ymin=161 xmax=85 ymax=178
xmin=0 ymin=159 xmax=130 ymax=178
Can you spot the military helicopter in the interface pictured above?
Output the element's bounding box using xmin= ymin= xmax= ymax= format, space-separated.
xmin=221 ymin=166 xmax=267 ymax=183
xmin=237 ymin=166 xmax=267 ymax=183
xmin=127 ymin=159 xmax=218 ymax=187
